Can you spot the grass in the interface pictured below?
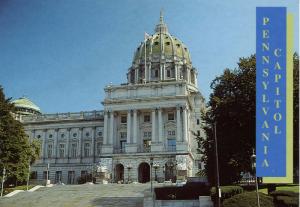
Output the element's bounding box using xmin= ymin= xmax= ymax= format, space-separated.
xmin=3 ymin=185 xmax=35 ymax=195
xmin=276 ymin=185 xmax=299 ymax=193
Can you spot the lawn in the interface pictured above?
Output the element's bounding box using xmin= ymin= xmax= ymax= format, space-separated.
xmin=258 ymin=185 xmax=299 ymax=194
xmin=3 ymin=185 xmax=35 ymax=195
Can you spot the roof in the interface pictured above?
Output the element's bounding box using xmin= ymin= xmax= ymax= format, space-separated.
xmin=11 ymin=97 xmax=41 ymax=112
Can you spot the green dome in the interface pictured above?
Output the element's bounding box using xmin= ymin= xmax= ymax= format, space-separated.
xmin=133 ymin=13 xmax=191 ymax=64
xmin=11 ymin=97 xmax=41 ymax=115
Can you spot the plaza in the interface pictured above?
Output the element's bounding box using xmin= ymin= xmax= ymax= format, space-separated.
xmin=0 ymin=183 xmax=153 ymax=207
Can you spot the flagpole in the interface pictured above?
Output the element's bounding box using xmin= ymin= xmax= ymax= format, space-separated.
xmin=144 ymin=33 xmax=147 ymax=82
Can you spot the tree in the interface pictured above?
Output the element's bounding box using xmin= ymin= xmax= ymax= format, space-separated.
xmin=200 ymin=53 xmax=299 ymax=185
xmin=0 ymin=86 xmax=40 ymax=185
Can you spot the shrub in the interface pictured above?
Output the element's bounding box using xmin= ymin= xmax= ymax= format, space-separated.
xmin=155 ymin=182 xmax=210 ymax=200
xmin=223 ymin=192 xmax=274 ymax=207
xmin=270 ymin=190 xmax=299 ymax=207
xmin=211 ymin=185 xmax=243 ymax=202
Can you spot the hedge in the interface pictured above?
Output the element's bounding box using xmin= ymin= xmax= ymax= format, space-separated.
xmin=223 ymin=192 xmax=274 ymax=207
xmin=270 ymin=190 xmax=299 ymax=207
xmin=210 ymin=185 xmax=243 ymax=202
xmin=155 ymin=182 xmax=210 ymax=200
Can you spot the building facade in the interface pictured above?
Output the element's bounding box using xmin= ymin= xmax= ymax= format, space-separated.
xmin=12 ymin=13 xmax=206 ymax=184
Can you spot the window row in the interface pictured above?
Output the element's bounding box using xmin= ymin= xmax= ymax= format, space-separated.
xmin=46 ymin=142 xmax=101 ymax=158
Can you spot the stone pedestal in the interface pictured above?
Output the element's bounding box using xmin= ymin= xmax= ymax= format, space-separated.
xmin=101 ymin=144 xmax=113 ymax=154
xmin=125 ymin=143 xmax=137 ymax=153
xmin=151 ymin=142 xmax=164 ymax=152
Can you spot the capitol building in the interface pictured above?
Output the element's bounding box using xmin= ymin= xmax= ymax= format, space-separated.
xmin=12 ymin=13 xmax=206 ymax=184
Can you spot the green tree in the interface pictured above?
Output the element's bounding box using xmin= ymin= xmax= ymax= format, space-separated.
xmin=0 ymin=86 xmax=40 ymax=185
xmin=200 ymin=53 xmax=299 ymax=185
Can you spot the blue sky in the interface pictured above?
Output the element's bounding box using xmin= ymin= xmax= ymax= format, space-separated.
xmin=0 ymin=0 xmax=298 ymax=113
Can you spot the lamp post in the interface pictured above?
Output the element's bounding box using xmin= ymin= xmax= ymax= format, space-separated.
xmin=251 ymin=150 xmax=260 ymax=207
xmin=127 ymin=164 xmax=132 ymax=183
xmin=150 ymin=157 xmax=153 ymax=192
xmin=153 ymin=163 xmax=159 ymax=182
xmin=46 ymin=163 xmax=50 ymax=185
xmin=213 ymin=122 xmax=221 ymax=207
xmin=1 ymin=167 xmax=6 ymax=197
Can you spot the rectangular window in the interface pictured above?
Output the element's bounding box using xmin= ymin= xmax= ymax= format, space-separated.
xmin=47 ymin=144 xmax=52 ymax=158
xmin=81 ymin=170 xmax=87 ymax=177
xmin=143 ymin=131 xmax=151 ymax=138
xmin=167 ymin=69 xmax=171 ymax=78
xmin=55 ymin=171 xmax=62 ymax=183
xmin=59 ymin=144 xmax=65 ymax=158
xmin=155 ymin=70 xmax=159 ymax=78
xmin=120 ymin=140 xmax=126 ymax=152
xmin=97 ymin=142 xmax=101 ymax=155
xmin=71 ymin=143 xmax=77 ymax=158
xmin=30 ymin=171 xmax=37 ymax=179
xmin=167 ymin=139 xmax=176 ymax=151
xmin=84 ymin=143 xmax=90 ymax=157
xmin=168 ymin=130 xmax=175 ymax=136
xmin=168 ymin=112 xmax=175 ymax=121
xmin=197 ymin=119 xmax=200 ymax=125
xmin=43 ymin=171 xmax=48 ymax=180
xmin=121 ymin=116 xmax=127 ymax=123
xmin=144 ymin=115 xmax=150 ymax=122
xmin=68 ymin=171 xmax=75 ymax=184
xmin=143 ymin=140 xmax=151 ymax=152
xmin=120 ymin=132 xmax=127 ymax=139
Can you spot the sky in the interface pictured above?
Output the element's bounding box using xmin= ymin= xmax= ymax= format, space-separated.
xmin=0 ymin=0 xmax=299 ymax=113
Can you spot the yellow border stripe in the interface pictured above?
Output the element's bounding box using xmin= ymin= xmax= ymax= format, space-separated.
xmin=263 ymin=13 xmax=294 ymax=184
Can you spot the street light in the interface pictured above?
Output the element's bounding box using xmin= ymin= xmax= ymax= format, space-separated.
xmin=150 ymin=157 xmax=153 ymax=192
xmin=251 ymin=149 xmax=260 ymax=207
xmin=153 ymin=163 xmax=159 ymax=182
xmin=213 ymin=122 xmax=221 ymax=207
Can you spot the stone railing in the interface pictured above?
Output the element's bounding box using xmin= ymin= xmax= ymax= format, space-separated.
xmin=21 ymin=110 xmax=104 ymax=122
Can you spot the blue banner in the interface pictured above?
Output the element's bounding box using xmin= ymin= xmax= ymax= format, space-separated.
xmin=256 ymin=7 xmax=286 ymax=177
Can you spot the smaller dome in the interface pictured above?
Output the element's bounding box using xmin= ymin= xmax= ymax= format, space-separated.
xmin=11 ymin=97 xmax=41 ymax=115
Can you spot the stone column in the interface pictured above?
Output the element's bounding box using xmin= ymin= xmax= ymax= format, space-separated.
xmin=92 ymin=127 xmax=96 ymax=162
xmin=127 ymin=110 xmax=131 ymax=144
xmin=176 ymin=106 xmax=181 ymax=142
xmin=109 ymin=111 xmax=114 ymax=145
xmin=66 ymin=128 xmax=71 ymax=159
xmin=175 ymin=64 xmax=178 ymax=80
xmin=158 ymin=108 xmax=163 ymax=142
xmin=78 ymin=128 xmax=83 ymax=158
xmin=135 ymin=69 xmax=138 ymax=83
xmin=103 ymin=111 xmax=108 ymax=145
xmin=54 ymin=129 xmax=58 ymax=159
xmin=151 ymin=109 xmax=156 ymax=142
xmin=182 ymin=107 xmax=188 ymax=142
xmin=133 ymin=110 xmax=137 ymax=143
xmin=42 ymin=129 xmax=47 ymax=159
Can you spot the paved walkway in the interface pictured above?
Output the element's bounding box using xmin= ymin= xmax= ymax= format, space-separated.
xmin=0 ymin=183 xmax=155 ymax=207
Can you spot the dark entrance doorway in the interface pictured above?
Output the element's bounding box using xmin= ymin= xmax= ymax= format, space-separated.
xmin=165 ymin=162 xmax=176 ymax=182
xmin=138 ymin=162 xmax=150 ymax=183
xmin=115 ymin=164 xmax=124 ymax=183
